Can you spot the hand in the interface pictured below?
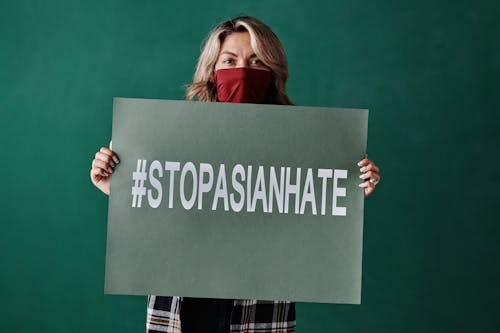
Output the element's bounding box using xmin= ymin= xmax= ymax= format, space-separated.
xmin=357 ymin=155 xmax=380 ymax=198
xmin=90 ymin=140 xmax=120 ymax=195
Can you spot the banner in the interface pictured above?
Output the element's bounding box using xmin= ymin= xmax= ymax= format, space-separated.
xmin=105 ymin=98 xmax=368 ymax=304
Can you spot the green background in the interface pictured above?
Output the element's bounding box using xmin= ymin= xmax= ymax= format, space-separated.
xmin=1 ymin=0 xmax=498 ymax=332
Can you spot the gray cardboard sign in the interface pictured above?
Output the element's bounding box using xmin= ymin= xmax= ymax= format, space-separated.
xmin=105 ymin=98 xmax=368 ymax=304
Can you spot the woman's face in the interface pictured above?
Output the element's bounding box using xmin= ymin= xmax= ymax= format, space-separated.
xmin=214 ymin=32 xmax=269 ymax=72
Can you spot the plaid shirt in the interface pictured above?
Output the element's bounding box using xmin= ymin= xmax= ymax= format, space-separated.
xmin=146 ymin=295 xmax=296 ymax=333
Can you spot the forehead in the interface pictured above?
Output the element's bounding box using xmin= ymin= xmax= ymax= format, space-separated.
xmin=220 ymin=31 xmax=254 ymax=53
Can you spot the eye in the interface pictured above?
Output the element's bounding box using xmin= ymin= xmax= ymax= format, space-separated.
xmin=222 ymin=58 xmax=234 ymax=64
xmin=250 ymin=59 xmax=263 ymax=65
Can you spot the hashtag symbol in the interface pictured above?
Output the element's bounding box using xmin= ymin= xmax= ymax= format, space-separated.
xmin=131 ymin=159 xmax=147 ymax=208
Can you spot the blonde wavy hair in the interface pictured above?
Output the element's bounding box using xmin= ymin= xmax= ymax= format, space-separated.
xmin=185 ymin=16 xmax=293 ymax=105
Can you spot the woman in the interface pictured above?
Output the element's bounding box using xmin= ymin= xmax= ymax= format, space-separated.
xmin=90 ymin=16 xmax=380 ymax=333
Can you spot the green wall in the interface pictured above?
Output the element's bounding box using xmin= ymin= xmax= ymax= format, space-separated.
xmin=1 ymin=0 xmax=498 ymax=332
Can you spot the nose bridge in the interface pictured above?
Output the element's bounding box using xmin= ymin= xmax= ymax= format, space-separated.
xmin=236 ymin=51 xmax=253 ymax=68
xmin=236 ymin=58 xmax=249 ymax=68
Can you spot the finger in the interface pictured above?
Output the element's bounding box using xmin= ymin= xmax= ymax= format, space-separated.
xmin=359 ymin=171 xmax=380 ymax=182
xmin=357 ymin=157 xmax=369 ymax=167
xmin=364 ymin=184 xmax=375 ymax=197
xmin=100 ymin=147 xmax=120 ymax=164
xmin=95 ymin=151 xmax=120 ymax=169
xmin=94 ymin=151 xmax=115 ymax=166
xmin=109 ymin=140 xmax=113 ymax=150
xmin=98 ymin=167 xmax=110 ymax=177
xmin=359 ymin=180 xmax=376 ymax=188
xmin=358 ymin=180 xmax=372 ymax=188
xmin=91 ymin=165 xmax=110 ymax=177
xmin=90 ymin=168 xmax=102 ymax=182
xmin=92 ymin=159 xmax=114 ymax=174
xmin=360 ymin=162 xmax=380 ymax=173
xmin=91 ymin=168 xmax=109 ymax=183
xmin=92 ymin=158 xmax=109 ymax=171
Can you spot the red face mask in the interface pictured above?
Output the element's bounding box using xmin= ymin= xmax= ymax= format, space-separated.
xmin=214 ymin=67 xmax=272 ymax=104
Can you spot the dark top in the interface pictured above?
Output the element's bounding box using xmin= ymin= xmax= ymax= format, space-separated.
xmin=180 ymin=297 xmax=234 ymax=333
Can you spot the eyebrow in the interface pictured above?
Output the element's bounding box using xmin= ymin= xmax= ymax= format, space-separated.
xmin=220 ymin=51 xmax=258 ymax=58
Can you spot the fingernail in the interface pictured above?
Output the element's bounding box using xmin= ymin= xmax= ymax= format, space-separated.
xmin=107 ymin=167 xmax=113 ymax=173
xmin=358 ymin=183 xmax=364 ymax=187
xmin=113 ymin=156 xmax=119 ymax=164
xmin=359 ymin=174 xmax=364 ymax=179
xmin=357 ymin=161 xmax=363 ymax=166
xmin=110 ymin=161 xmax=115 ymax=167
xmin=360 ymin=167 xmax=367 ymax=172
